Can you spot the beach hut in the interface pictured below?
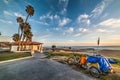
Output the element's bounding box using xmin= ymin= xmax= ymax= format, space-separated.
xmin=10 ymin=41 xmax=43 ymax=53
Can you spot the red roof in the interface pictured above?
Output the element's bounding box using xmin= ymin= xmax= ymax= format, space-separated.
xmin=11 ymin=41 xmax=43 ymax=45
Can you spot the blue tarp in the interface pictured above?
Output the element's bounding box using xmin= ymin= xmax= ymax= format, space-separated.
xmin=87 ymin=54 xmax=111 ymax=72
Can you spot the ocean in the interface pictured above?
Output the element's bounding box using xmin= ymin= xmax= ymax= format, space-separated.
xmin=44 ymin=46 xmax=120 ymax=50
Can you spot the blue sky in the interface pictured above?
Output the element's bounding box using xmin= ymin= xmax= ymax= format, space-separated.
xmin=0 ymin=0 xmax=120 ymax=46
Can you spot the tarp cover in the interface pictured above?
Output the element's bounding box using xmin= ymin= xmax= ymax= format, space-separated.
xmin=87 ymin=54 xmax=111 ymax=71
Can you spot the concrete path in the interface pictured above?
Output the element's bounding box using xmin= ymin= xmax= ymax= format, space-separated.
xmin=0 ymin=53 xmax=96 ymax=80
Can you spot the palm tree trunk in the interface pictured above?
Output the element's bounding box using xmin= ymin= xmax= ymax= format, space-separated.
xmin=25 ymin=14 xmax=29 ymax=23
xmin=23 ymin=14 xmax=29 ymax=50
xmin=22 ymin=35 xmax=26 ymax=50
xmin=20 ymin=31 xmax=23 ymax=50
xmin=18 ymin=25 xmax=20 ymax=51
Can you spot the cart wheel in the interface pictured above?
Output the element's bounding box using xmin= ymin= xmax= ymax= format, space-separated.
xmin=89 ymin=66 xmax=101 ymax=78
xmin=67 ymin=57 xmax=75 ymax=65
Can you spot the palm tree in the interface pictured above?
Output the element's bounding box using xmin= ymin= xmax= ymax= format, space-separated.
xmin=0 ymin=32 xmax=1 ymax=36
xmin=25 ymin=5 xmax=34 ymax=23
xmin=15 ymin=5 xmax=34 ymax=51
xmin=16 ymin=17 xmax=24 ymax=51
xmin=12 ymin=33 xmax=20 ymax=42
xmin=25 ymin=30 xmax=33 ymax=41
xmin=21 ymin=5 xmax=34 ymax=50
xmin=16 ymin=17 xmax=24 ymax=36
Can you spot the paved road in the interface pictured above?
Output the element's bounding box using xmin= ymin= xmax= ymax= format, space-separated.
xmin=0 ymin=53 xmax=95 ymax=80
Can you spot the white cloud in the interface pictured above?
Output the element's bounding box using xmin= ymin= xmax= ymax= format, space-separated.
xmin=3 ymin=0 xmax=8 ymax=4
xmin=66 ymin=27 xmax=74 ymax=33
xmin=61 ymin=8 xmax=67 ymax=15
xmin=78 ymin=14 xmax=89 ymax=20
xmin=54 ymin=27 xmax=60 ymax=31
xmin=62 ymin=27 xmax=74 ymax=35
xmin=14 ymin=12 xmax=25 ymax=18
xmin=3 ymin=10 xmax=25 ymax=18
xmin=90 ymin=0 xmax=112 ymax=18
xmin=98 ymin=18 xmax=120 ymax=28
xmin=77 ymin=14 xmax=90 ymax=26
xmin=97 ymin=29 xmax=110 ymax=33
xmin=59 ymin=0 xmax=69 ymax=15
xmin=87 ymin=20 xmax=90 ymax=25
xmin=39 ymin=13 xmax=61 ymax=25
xmin=67 ymin=39 xmax=75 ymax=42
xmin=59 ymin=17 xmax=71 ymax=26
xmin=29 ymin=19 xmax=49 ymax=25
xmin=74 ymin=33 xmax=81 ymax=37
xmin=40 ymin=13 xmax=54 ymax=20
xmin=82 ymin=28 xmax=88 ymax=32
xmin=3 ymin=10 xmax=13 ymax=16
xmin=40 ymin=12 xmax=71 ymax=27
xmin=78 ymin=28 xmax=88 ymax=32
xmin=40 ymin=13 xmax=60 ymax=21
xmin=54 ymin=14 xmax=60 ymax=19
xmin=74 ymin=28 xmax=89 ymax=37
xmin=0 ymin=19 xmax=13 ymax=24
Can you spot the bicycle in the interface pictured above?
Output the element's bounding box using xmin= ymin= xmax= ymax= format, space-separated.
xmin=67 ymin=52 xmax=80 ymax=65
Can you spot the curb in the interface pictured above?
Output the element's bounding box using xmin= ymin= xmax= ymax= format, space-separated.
xmin=0 ymin=56 xmax=32 ymax=64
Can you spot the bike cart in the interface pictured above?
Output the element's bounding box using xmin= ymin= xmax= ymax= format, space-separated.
xmin=80 ymin=54 xmax=113 ymax=78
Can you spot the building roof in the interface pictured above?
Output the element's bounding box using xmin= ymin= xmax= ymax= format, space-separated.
xmin=11 ymin=41 xmax=43 ymax=45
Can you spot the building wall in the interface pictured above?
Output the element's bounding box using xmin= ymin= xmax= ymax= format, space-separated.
xmin=32 ymin=45 xmax=42 ymax=52
xmin=11 ymin=46 xmax=18 ymax=52
xmin=11 ymin=44 xmax=43 ymax=53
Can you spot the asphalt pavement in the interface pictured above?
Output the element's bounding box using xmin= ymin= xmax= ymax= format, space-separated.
xmin=0 ymin=52 xmax=96 ymax=80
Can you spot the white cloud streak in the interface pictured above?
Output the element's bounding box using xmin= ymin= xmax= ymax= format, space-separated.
xmin=3 ymin=0 xmax=8 ymax=4
xmin=59 ymin=0 xmax=69 ymax=15
xmin=64 ymin=27 xmax=74 ymax=34
xmin=77 ymin=14 xmax=90 ymax=26
xmin=14 ymin=12 xmax=25 ymax=18
xmin=97 ymin=29 xmax=112 ymax=33
xmin=98 ymin=18 xmax=120 ymax=28
xmin=0 ymin=19 xmax=13 ymax=24
xmin=3 ymin=10 xmax=13 ymax=16
xmin=40 ymin=13 xmax=59 ymax=21
xmin=74 ymin=28 xmax=89 ymax=37
xmin=40 ymin=12 xmax=71 ymax=27
xmin=90 ymin=0 xmax=112 ymax=18
xmin=3 ymin=10 xmax=25 ymax=18
xmin=30 ymin=19 xmax=49 ymax=25
xmin=59 ymin=17 xmax=71 ymax=26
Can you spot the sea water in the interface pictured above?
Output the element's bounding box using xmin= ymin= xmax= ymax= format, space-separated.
xmin=44 ymin=46 xmax=120 ymax=50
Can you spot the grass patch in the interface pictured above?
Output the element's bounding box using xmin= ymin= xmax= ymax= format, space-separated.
xmin=45 ymin=52 xmax=82 ymax=58
xmin=100 ymin=74 xmax=120 ymax=80
xmin=111 ymin=58 xmax=120 ymax=69
xmin=0 ymin=51 xmax=31 ymax=61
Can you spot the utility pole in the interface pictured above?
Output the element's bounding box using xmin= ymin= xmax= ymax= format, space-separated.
xmin=97 ymin=37 xmax=100 ymax=54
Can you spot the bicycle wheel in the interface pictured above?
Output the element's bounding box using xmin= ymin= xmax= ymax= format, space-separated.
xmin=89 ymin=66 xmax=101 ymax=78
xmin=67 ymin=57 xmax=75 ymax=65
